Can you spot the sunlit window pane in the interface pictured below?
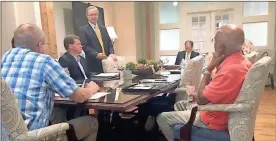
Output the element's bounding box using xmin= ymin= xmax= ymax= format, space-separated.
xmin=160 ymin=29 xmax=180 ymax=50
xmin=243 ymin=22 xmax=268 ymax=46
xmin=243 ymin=2 xmax=268 ymax=17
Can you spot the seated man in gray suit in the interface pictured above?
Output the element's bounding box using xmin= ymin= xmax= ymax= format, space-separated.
xmin=175 ymin=40 xmax=200 ymax=65
xmin=79 ymin=6 xmax=116 ymax=73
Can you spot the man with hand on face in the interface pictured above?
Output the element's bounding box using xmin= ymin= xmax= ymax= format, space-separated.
xmin=175 ymin=40 xmax=200 ymax=65
xmin=157 ymin=24 xmax=252 ymax=141
xmin=79 ymin=6 xmax=116 ymax=73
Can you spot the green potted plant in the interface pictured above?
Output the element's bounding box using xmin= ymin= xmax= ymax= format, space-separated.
xmin=137 ymin=58 xmax=147 ymax=65
xmin=125 ymin=58 xmax=153 ymax=76
xmin=126 ymin=62 xmax=136 ymax=70
xmin=149 ymin=60 xmax=160 ymax=72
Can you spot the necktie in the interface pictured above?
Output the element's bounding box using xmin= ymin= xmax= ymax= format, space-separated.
xmin=76 ymin=57 xmax=88 ymax=79
xmin=94 ymin=26 xmax=106 ymax=55
xmin=186 ymin=53 xmax=190 ymax=60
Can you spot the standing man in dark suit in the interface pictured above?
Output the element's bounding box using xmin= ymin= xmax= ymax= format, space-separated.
xmin=59 ymin=35 xmax=90 ymax=82
xmin=175 ymin=40 xmax=200 ymax=65
xmin=79 ymin=6 xmax=116 ymax=73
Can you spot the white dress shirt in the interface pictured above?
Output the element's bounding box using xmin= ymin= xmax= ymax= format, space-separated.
xmin=75 ymin=56 xmax=88 ymax=79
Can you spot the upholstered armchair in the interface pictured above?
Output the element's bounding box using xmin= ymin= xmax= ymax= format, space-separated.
xmin=173 ymin=56 xmax=272 ymax=141
xmin=175 ymin=56 xmax=204 ymax=102
xmin=102 ymin=56 xmax=126 ymax=72
xmin=245 ymin=51 xmax=259 ymax=64
xmin=1 ymin=79 xmax=70 ymax=141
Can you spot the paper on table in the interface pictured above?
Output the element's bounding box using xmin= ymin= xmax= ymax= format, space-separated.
xmin=55 ymin=93 xmax=59 ymax=97
xmin=95 ymin=73 xmax=119 ymax=77
xmin=90 ymin=92 xmax=110 ymax=100
xmin=133 ymin=84 xmax=152 ymax=89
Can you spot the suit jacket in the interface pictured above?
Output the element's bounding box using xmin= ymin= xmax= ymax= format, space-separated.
xmin=78 ymin=23 xmax=114 ymax=73
xmin=175 ymin=51 xmax=200 ymax=65
xmin=58 ymin=52 xmax=90 ymax=82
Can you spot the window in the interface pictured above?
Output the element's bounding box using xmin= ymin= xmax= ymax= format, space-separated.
xmin=243 ymin=2 xmax=268 ymax=17
xmin=191 ymin=15 xmax=208 ymax=52
xmin=243 ymin=22 xmax=268 ymax=46
xmin=160 ymin=29 xmax=180 ymax=51
xmin=159 ymin=2 xmax=179 ymax=24
xmin=160 ymin=56 xmax=177 ymax=65
xmin=215 ymin=14 xmax=230 ymax=30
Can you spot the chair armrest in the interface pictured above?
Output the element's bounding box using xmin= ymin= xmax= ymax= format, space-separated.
xmin=198 ymin=103 xmax=252 ymax=112
xmin=15 ymin=123 xmax=69 ymax=141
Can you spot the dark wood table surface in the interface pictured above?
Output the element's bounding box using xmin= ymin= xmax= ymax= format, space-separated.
xmin=55 ymin=73 xmax=181 ymax=112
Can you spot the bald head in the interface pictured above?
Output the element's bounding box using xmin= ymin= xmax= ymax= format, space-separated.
xmin=14 ymin=23 xmax=45 ymax=51
xmin=214 ymin=24 xmax=245 ymax=57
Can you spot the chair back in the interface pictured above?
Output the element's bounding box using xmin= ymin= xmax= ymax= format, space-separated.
xmin=228 ymin=56 xmax=272 ymax=141
xmin=102 ymin=56 xmax=126 ymax=72
xmin=245 ymin=51 xmax=259 ymax=64
xmin=1 ymin=79 xmax=28 ymax=139
xmin=177 ymin=56 xmax=204 ymax=101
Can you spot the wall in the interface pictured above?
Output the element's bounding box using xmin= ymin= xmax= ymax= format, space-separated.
xmin=1 ymin=2 xmax=41 ymax=57
xmin=53 ymin=2 xmax=73 ymax=57
xmin=1 ymin=2 xmax=17 ymax=57
xmin=134 ymin=2 xmax=146 ymax=60
xmin=13 ymin=2 xmax=42 ymax=29
xmin=113 ymin=2 xmax=137 ymax=62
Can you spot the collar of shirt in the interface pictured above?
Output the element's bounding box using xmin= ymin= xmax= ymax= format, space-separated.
xmin=16 ymin=46 xmax=32 ymax=51
xmin=217 ymin=51 xmax=244 ymax=71
xmin=89 ymin=22 xmax=98 ymax=29
xmin=68 ymin=52 xmax=81 ymax=62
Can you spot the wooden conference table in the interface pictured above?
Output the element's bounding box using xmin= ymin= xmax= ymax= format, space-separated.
xmin=55 ymin=72 xmax=181 ymax=141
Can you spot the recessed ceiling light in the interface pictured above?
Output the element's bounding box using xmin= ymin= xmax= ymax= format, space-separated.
xmin=173 ymin=2 xmax=178 ymax=7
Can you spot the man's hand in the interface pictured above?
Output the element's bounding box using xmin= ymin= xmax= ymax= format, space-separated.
xmin=206 ymin=55 xmax=225 ymax=72
xmin=86 ymin=81 xmax=100 ymax=92
xmin=96 ymin=53 xmax=107 ymax=60
xmin=109 ymin=54 xmax=117 ymax=62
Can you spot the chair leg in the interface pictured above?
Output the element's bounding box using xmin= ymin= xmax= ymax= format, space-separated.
xmin=270 ymin=73 xmax=274 ymax=89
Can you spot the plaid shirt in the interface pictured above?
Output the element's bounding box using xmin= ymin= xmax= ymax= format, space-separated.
xmin=1 ymin=47 xmax=78 ymax=130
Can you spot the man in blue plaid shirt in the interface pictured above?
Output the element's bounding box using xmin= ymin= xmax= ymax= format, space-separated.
xmin=2 ymin=23 xmax=99 ymax=141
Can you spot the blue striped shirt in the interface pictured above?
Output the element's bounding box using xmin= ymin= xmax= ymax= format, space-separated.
xmin=1 ymin=47 xmax=78 ymax=130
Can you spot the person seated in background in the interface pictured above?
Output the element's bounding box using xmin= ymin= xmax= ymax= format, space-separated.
xmin=175 ymin=40 xmax=200 ymax=65
xmin=1 ymin=23 xmax=99 ymax=141
xmin=59 ymin=35 xmax=90 ymax=82
xmin=242 ymin=39 xmax=254 ymax=55
xmin=157 ymin=24 xmax=252 ymax=141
